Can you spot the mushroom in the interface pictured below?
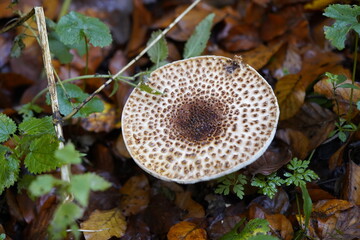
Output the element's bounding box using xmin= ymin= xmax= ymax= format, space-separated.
xmin=122 ymin=56 xmax=279 ymax=184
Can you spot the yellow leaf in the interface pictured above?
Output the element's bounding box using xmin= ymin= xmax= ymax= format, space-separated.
xmin=167 ymin=221 xmax=207 ymax=240
xmin=81 ymin=208 xmax=126 ymax=240
xmin=275 ymin=74 xmax=305 ymax=120
xmin=304 ymin=0 xmax=337 ymax=10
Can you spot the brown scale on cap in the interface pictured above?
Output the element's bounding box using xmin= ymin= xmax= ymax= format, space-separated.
xmin=122 ymin=56 xmax=279 ymax=183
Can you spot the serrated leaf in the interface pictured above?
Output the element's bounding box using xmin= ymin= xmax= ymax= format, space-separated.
xmin=48 ymin=31 xmax=74 ymax=64
xmin=10 ymin=34 xmax=25 ymax=58
xmin=0 ymin=146 xmax=20 ymax=194
xmin=49 ymin=202 xmax=84 ymax=240
xmin=55 ymin=83 xmax=104 ymax=118
xmin=323 ymin=4 xmax=360 ymax=50
xmin=28 ymin=174 xmax=63 ymax=197
xmin=56 ymin=11 xmax=112 ymax=47
xmin=183 ymin=13 xmax=215 ymax=59
xmin=24 ymin=134 xmax=61 ymax=173
xmin=19 ymin=116 xmax=55 ymax=135
xmin=18 ymin=103 xmax=43 ymax=119
xmin=70 ymin=173 xmax=111 ymax=207
xmin=138 ymin=82 xmax=162 ymax=95
xmin=55 ymin=142 xmax=82 ymax=164
xmin=81 ymin=208 xmax=126 ymax=240
xmin=0 ymin=113 xmax=17 ymax=143
xmin=147 ymin=30 xmax=168 ymax=66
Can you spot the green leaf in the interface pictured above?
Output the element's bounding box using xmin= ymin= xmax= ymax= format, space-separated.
xmin=10 ymin=34 xmax=25 ymax=58
xmin=323 ymin=4 xmax=360 ymax=50
xmin=49 ymin=202 xmax=84 ymax=240
xmin=24 ymin=134 xmax=61 ymax=174
xmin=28 ymin=174 xmax=63 ymax=197
xmin=337 ymin=83 xmax=360 ymax=90
xmin=338 ymin=131 xmax=347 ymax=142
xmin=300 ymin=184 xmax=312 ymax=230
xmin=183 ymin=13 xmax=215 ymax=59
xmin=55 ymin=142 xmax=83 ymax=164
xmin=0 ymin=113 xmax=17 ymax=143
xmin=138 ymin=82 xmax=162 ymax=95
xmin=56 ymin=11 xmax=112 ymax=47
xmin=0 ymin=146 xmax=20 ymax=194
xmin=357 ymin=101 xmax=360 ymax=110
xmin=18 ymin=103 xmax=43 ymax=119
xmin=55 ymin=83 xmax=104 ymax=118
xmin=19 ymin=116 xmax=55 ymax=135
xmin=147 ymin=30 xmax=168 ymax=66
xmin=220 ymin=218 xmax=274 ymax=240
xmin=70 ymin=173 xmax=111 ymax=207
xmin=0 ymin=233 xmax=5 ymax=240
xmin=48 ymin=31 xmax=74 ymax=64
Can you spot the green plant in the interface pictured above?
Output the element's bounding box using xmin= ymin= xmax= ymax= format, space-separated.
xmin=323 ymin=4 xmax=360 ymax=141
xmin=220 ymin=218 xmax=279 ymax=240
xmin=215 ymin=173 xmax=247 ymax=199
xmin=251 ymin=173 xmax=284 ymax=199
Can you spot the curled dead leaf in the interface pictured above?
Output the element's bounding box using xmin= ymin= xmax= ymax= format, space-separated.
xmin=343 ymin=158 xmax=360 ymax=205
xmin=167 ymin=221 xmax=207 ymax=240
xmin=265 ymin=213 xmax=293 ymax=240
xmin=81 ymin=208 xmax=126 ymax=240
xmin=175 ymin=191 xmax=205 ymax=219
xmin=313 ymin=199 xmax=354 ymax=217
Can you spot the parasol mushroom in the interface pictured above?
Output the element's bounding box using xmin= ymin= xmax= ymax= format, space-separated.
xmin=122 ymin=56 xmax=279 ymax=184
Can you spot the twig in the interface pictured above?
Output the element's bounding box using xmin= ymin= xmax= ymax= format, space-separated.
xmin=62 ymin=0 xmax=202 ymax=120
xmin=34 ymin=7 xmax=72 ymax=198
xmin=0 ymin=8 xmax=35 ymax=34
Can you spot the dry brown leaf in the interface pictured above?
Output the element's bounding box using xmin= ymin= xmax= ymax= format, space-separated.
xmin=246 ymin=139 xmax=292 ymax=175
xmin=276 ymin=129 xmax=310 ymax=159
xmin=328 ymin=144 xmax=346 ymax=170
xmin=275 ymin=74 xmax=305 ymax=120
xmin=119 ymin=175 xmax=150 ymax=216
xmin=81 ymin=102 xmax=118 ymax=133
xmin=167 ymin=221 xmax=207 ymax=240
xmin=343 ymin=159 xmax=360 ymax=205
xmin=314 ymin=79 xmax=360 ymax=118
xmin=265 ymin=213 xmax=293 ymax=240
xmin=241 ymin=40 xmax=284 ymax=70
xmin=114 ymin=133 xmax=131 ymax=158
xmin=313 ymin=199 xmax=354 ymax=217
xmin=279 ymin=102 xmax=336 ymax=151
xmin=81 ymin=208 xmax=126 ymax=240
xmin=175 ymin=191 xmax=205 ymax=219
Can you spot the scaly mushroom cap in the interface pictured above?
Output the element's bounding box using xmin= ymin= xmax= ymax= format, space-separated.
xmin=122 ymin=56 xmax=279 ymax=184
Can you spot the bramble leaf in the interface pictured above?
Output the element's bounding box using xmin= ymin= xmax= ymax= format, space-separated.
xmin=10 ymin=34 xmax=25 ymax=58
xmin=54 ymin=83 xmax=104 ymax=118
xmin=70 ymin=173 xmax=111 ymax=207
xmin=147 ymin=30 xmax=168 ymax=66
xmin=0 ymin=113 xmax=17 ymax=143
xmin=49 ymin=202 xmax=84 ymax=240
xmin=18 ymin=103 xmax=43 ymax=119
xmin=0 ymin=146 xmax=20 ymax=194
xmin=183 ymin=13 xmax=215 ymax=59
xmin=55 ymin=142 xmax=83 ymax=164
xmin=28 ymin=174 xmax=63 ymax=197
xmin=24 ymin=134 xmax=61 ymax=174
xmin=19 ymin=116 xmax=55 ymax=135
xmin=323 ymin=4 xmax=360 ymax=50
xmin=56 ymin=11 xmax=112 ymax=47
xmin=48 ymin=31 xmax=74 ymax=64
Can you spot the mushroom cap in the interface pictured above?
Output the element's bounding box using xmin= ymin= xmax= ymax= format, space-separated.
xmin=122 ymin=56 xmax=279 ymax=184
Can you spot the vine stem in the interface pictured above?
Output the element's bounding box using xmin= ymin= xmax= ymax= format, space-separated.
xmin=34 ymin=7 xmax=72 ymax=199
xmin=349 ymin=33 xmax=359 ymax=119
xmin=63 ymin=0 xmax=202 ymax=120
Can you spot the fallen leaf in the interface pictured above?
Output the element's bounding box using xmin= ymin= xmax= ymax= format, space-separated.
xmin=343 ymin=159 xmax=360 ymax=205
xmin=119 ymin=175 xmax=150 ymax=216
xmin=175 ymin=191 xmax=205 ymax=219
xmin=241 ymin=40 xmax=284 ymax=70
xmin=313 ymin=199 xmax=354 ymax=217
xmin=277 ymin=129 xmax=310 ymax=159
xmin=81 ymin=208 xmax=126 ymax=240
xmin=207 ymin=215 xmax=243 ymax=240
xmin=304 ymin=0 xmax=337 ymax=10
xmin=275 ymin=74 xmax=305 ymax=120
xmin=114 ymin=133 xmax=131 ymax=159
xmin=81 ymin=102 xmax=118 ymax=133
xmin=167 ymin=221 xmax=207 ymax=240
xmin=250 ymin=189 xmax=290 ymax=215
xmin=246 ymin=139 xmax=292 ymax=175
xmin=265 ymin=213 xmax=293 ymax=240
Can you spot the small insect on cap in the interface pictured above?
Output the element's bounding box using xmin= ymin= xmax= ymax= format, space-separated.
xmin=122 ymin=56 xmax=279 ymax=184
